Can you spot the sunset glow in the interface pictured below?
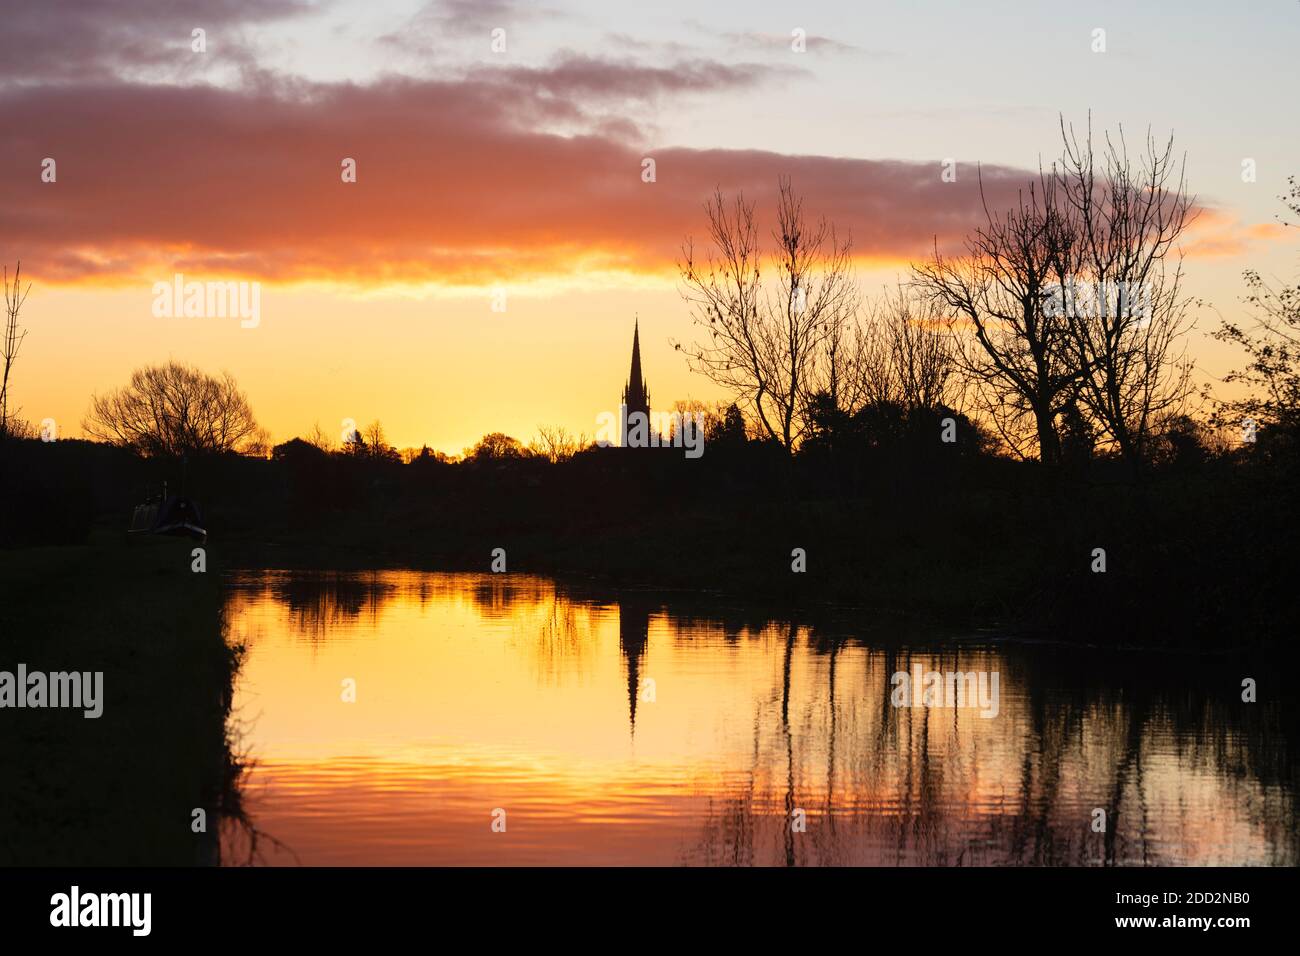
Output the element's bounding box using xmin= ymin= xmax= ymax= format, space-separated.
xmin=4 ymin=1 xmax=1297 ymax=453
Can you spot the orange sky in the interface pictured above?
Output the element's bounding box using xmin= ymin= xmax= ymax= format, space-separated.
xmin=3 ymin=0 xmax=1298 ymax=453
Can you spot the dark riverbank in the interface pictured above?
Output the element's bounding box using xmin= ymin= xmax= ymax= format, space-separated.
xmin=219 ymin=456 xmax=1295 ymax=649
xmin=5 ymin=433 xmax=1297 ymax=649
xmin=0 ymin=533 xmax=244 ymax=865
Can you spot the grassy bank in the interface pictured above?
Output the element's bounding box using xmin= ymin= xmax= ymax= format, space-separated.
xmin=0 ymin=531 xmax=241 ymax=865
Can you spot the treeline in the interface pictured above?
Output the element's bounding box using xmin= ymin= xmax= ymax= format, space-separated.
xmin=3 ymin=389 xmax=1296 ymax=647
xmin=674 ymin=119 xmax=1240 ymax=478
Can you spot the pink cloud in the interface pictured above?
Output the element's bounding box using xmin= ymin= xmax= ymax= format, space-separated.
xmin=0 ymin=71 xmax=1065 ymax=287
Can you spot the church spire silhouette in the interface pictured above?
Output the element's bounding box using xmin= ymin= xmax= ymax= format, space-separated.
xmin=621 ymin=317 xmax=650 ymax=446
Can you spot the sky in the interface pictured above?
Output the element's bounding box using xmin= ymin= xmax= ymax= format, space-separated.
xmin=3 ymin=0 xmax=1298 ymax=454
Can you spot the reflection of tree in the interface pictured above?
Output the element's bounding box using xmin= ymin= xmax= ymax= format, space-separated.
xmin=527 ymin=591 xmax=598 ymax=685
xmin=679 ymin=624 xmax=1298 ymax=866
xmin=283 ymin=572 xmax=391 ymax=639
xmin=222 ymin=572 xmax=1298 ymax=867
xmin=227 ymin=570 xmax=396 ymax=644
xmin=469 ymin=576 xmax=540 ymax=619
xmin=781 ymin=623 xmax=796 ymax=866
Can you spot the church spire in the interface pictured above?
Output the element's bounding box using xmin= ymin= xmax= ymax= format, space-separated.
xmin=628 ymin=317 xmax=645 ymax=403
xmin=621 ymin=317 xmax=650 ymax=446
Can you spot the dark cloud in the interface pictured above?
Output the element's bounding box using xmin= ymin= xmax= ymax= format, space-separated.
xmin=378 ymin=0 xmax=554 ymax=49
xmin=0 ymin=68 xmax=1040 ymax=286
xmin=1 ymin=0 xmax=321 ymax=84
xmin=0 ymin=1 xmax=1074 ymax=287
xmin=484 ymin=54 xmax=805 ymax=102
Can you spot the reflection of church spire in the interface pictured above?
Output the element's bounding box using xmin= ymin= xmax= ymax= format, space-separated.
xmin=617 ymin=598 xmax=650 ymax=737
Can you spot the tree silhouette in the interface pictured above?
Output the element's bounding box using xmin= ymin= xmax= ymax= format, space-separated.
xmin=469 ymin=432 xmax=528 ymax=461
xmin=1055 ymin=116 xmax=1196 ymax=473
xmin=1 ymin=261 xmax=32 ymax=437
xmin=530 ymin=425 xmax=586 ymax=463
xmin=361 ymin=420 xmax=400 ymax=462
xmin=676 ymin=178 xmax=859 ymax=454
xmin=1214 ymin=176 xmax=1300 ymax=445
xmin=913 ymin=173 xmax=1080 ymax=464
xmin=83 ymin=361 xmax=260 ymax=458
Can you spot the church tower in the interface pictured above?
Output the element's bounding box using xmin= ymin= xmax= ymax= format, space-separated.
xmin=621 ymin=318 xmax=650 ymax=447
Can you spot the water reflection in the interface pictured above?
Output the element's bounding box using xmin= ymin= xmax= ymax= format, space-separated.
xmin=221 ymin=570 xmax=1298 ymax=866
xmin=619 ymin=598 xmax=650 ymax=735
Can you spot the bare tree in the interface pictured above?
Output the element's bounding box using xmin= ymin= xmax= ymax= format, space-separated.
xmin=530 ymin=424 xmax=587 ymax=463
xmin=1 ymin=262 xmax=32 ymax=437
xmin=243 ymin=426 xmax=273 ymax=458
xmin=1054 ymin=117 xmax=1197 ymax=471
xmin=842 ymin=308 xmax=893 ymax=410
xmin=351 ymin=420 xmax=400 ymax=461
xmin=1213 ymin=176 xmax=1300 ymax=434
xmin=305 ymin=421 xmax=334 ymax=452
xmin=83 ymin=361 xmax=260 ymax=457
xmin=1216 ymin=273 xmax=1300 ymax=432
xmin=913 ymin=175 xmax=1081 ymax=463
xmin=802 ymin=303 xmax=875 ymax=423
xmin=676 ymin=178 xmax=859 ymax=453
xmin=359 ymin=420 xmax=394 ymax=461
xmin=874 ymin=282 xmax=958 ymax=412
